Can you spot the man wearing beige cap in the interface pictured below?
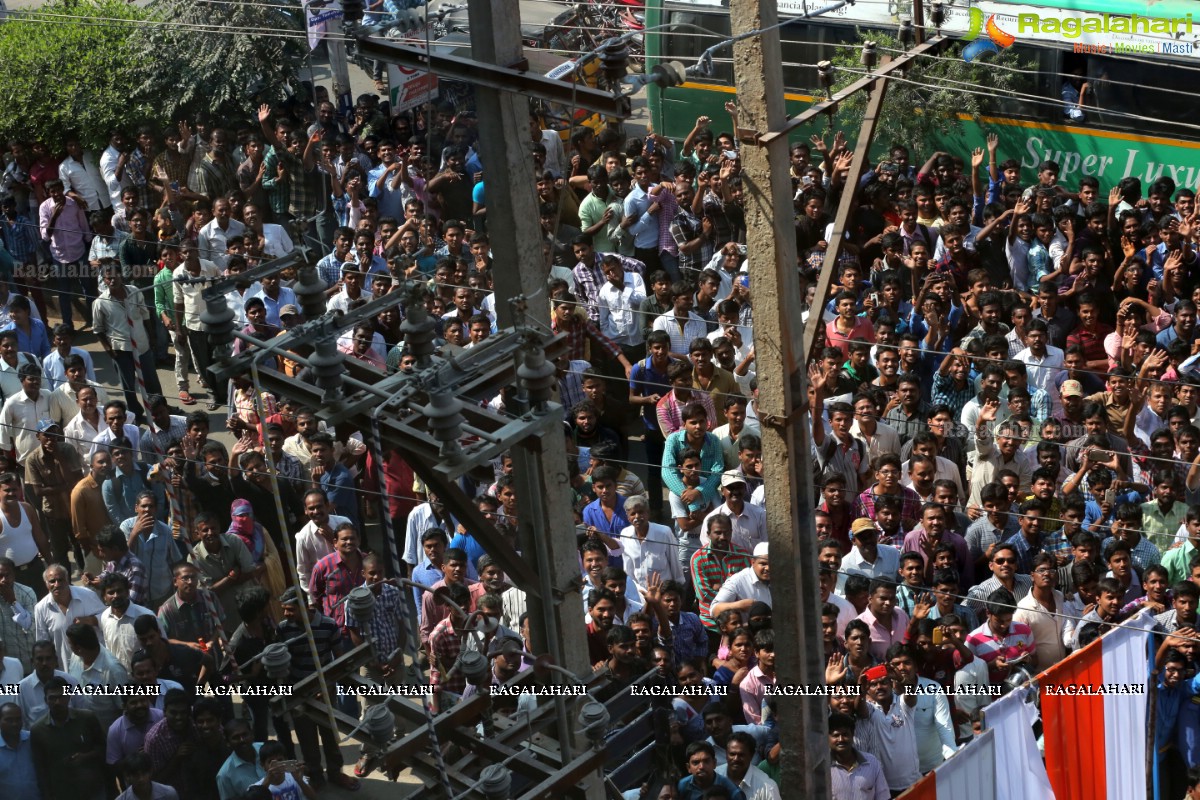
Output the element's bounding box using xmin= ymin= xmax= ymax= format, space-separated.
xmin=701 ymin=471 xmax=767 ymax=554
xmin=842 ymin=518 xmax=901 ymax=581
xmin=710 ymin=542 xmax=771 ymax=621
xmin=1057 ymin=379 xmax=1086 ymax=435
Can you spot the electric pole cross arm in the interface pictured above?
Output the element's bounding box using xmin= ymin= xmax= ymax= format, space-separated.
xmin=751 ymin=36 xmax=946 ymax=145
xmin=350 ymin=33 xmax=632 ymax=119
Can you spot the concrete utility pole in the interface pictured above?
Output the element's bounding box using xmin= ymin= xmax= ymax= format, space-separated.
xmin=729 ymin=0 xmax=829 ymax=797
xmin=467 ymin=0 xmax=604 ymax=790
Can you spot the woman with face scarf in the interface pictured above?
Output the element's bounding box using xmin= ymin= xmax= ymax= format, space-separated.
xmin=228 ymin=498 xmax=286 ymax=620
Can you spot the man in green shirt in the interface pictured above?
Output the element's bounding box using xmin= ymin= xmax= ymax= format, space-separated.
xmin=1142 ymin=471 xmax=1188 ymax=552
xmin=1163 ymin=506 xmax=1200 ymax=585
xmin=30 ymin=677 xmax=106 ymax=800
xmin=578 ymin=165 xmax=614 ymax=253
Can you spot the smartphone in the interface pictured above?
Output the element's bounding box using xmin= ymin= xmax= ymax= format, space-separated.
xmin=723 ymin=150 xmax=739 ymax=160
xmin=170 ymin=181 xmax=180 ymax=192
xmin=932 ymin=628 xmax=944 ymax=646
xmin=864 ymin=664 xmax=888 ymax=682
xmin=870 ymin=292 xmax=881 ymax=305
xmin=1104 ymin=488 xmax=1116 ymax=504
xmin=646 ymin=138 xmax=655 ymax=155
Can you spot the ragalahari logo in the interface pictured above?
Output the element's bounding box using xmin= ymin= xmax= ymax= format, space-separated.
xmin=962 ymin=7 xmax=1015 ymax=61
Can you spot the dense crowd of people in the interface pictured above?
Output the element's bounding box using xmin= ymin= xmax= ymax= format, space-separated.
xmin=0 ymin=77 xmax=1197 ymax=800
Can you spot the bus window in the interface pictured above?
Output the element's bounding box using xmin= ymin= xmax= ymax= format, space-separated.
xmin=779 ymin=22 xmax=817 ymax=89
xmin=978 ymin=43 xmax=1055 ymax=121
xmin=665 ymin=10 xmax=733 ymax=84
xmin=1086 ymin=56 xmax=1200 ymax=133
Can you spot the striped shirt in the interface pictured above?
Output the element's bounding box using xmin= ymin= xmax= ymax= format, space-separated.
xmin=279 ymin=612 xmax=342 ymax=676
xmin=964 ymin=619 xmax=1035 ymax=683
xmin=830 ymin=749 xmax=890 ymax=800
xmin=964 ymin=574 xmax=1033 ymax=616
xmin=690 ymin=544 xmax=754 ymax=629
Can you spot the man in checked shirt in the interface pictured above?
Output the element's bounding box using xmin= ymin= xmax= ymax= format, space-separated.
xmin=345 ymin=552 xmax=407 ymax=776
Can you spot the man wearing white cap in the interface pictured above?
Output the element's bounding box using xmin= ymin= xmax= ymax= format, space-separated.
xmin=702 ymin=471 xmax=767 ymax=554
xmin=710 ymin=542 xmax=771 ymax=622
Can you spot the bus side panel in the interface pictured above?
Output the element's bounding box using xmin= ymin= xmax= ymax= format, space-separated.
xmin=657 ymin=84 xmax=1200 ymax=186
xmin=939 ymin=117 xmax=1200 ymax=186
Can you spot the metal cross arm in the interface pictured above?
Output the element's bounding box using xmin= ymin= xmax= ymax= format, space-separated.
xmin=205 ymin=285 xmax=409 ymax=385
xmin=754 ymin=36 xmax=946 ymax=145
xmin=351 ymin=34 xmax=632 ymax=119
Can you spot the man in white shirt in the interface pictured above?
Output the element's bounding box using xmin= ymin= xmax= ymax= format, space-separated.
xmin=59 ymin=137 xmax=110 ymax=211
xmin=1013 ymin=318 xmax=1064 ymax=409
xmin=619 ymin=495 xmax=680 ymax=593
xmin=0 ymin=364 xmax=52 ymax=466
xmin=843 ymin=518 xmax=901 ymax=581
xmin=33 ymin=562 xmax=105 ymax=670
xmin=402 ymin=494 xmax=456 ymax=571
xmin=887 ymin=644 xmax=957 ymax=773
xmin=597 ymin=256 xmax=646 ymax=352
xmin=711 ymin=542 xmax=772 ymax=621
xmin=96 ymin=573 xmax=154 ymax=671
xmin=717 ymin=730 xmax=782 ymax=800
xmin=652 ymin=287 xmax=709 ymax=360
xmin=242 ymin=202 xmax=294 ymax=258
xmin=99 ymin=133 xmax=133 ymax=211
xmin=171 ymin=241 xmax=222 ymax=410
xmin=701 ymin=472 xmax=767 ymax=554
xmin=17 ymin=640 xmax=81 ymax=728
xmin=66 ymin=622 xmax=129 ymax=730
xmin=294 ymin=489 xmax=352 ymax=597
xmin=197 ymin=197 xmax=246 ymax=268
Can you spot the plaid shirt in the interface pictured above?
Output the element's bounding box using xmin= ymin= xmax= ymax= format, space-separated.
xmin=932 ymin=372 xmax=975 ymax=419
xmin=157 ymin=589 xmax=222 ymax=645
xmin=670 ymin=209 xmax=711 ymax=274
xmin=262 ymin=146 xmax=316 ymax=218
xmin=0 ymin=581 xmax=37 ymax=674
xmin=1101 ymin=534 xmax=1162 ymax=571
xmin=663 ymin=611 xmax=708 ymax=667
xmin=1042 ymin=531 xmax=1071 ymax=563
xmin=1003 ymin=532 xmax=1049 ymax=574
xmin=0 ymin=216 xmax=38 ymax=261
xmin=316 ymin=252 xmax=346 ymax=287
xmin=851 ymin=486 xmax=923 ymax=526
xmin=309 ymin=550 xmax=365 ymax=630
xmin=102 ymin=551 xmax=148 ymax=606
xmin=655 ymin=186 xmax=679 ymax=255
xmin=344 ymin=582 xmax=406 ymax=661
xmin=551 ymin=313 xmax=622 ymax=362
xmin=573 ymin=253 xmax=645 ymax=322
xmin=428 ymin=615 xmax=466 ymax=696
xmin=690 ymin=544 xmax=753 ymax=629
xmin=141 ymin=415 xmax=188 ymax=459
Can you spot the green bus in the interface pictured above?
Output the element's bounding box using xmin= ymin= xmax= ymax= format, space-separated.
xmin=645 ymin=0 xmax=1200 ymax=185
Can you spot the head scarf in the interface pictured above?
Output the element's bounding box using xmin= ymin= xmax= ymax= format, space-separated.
xmin=228 ymin=499 xmax=264 ymax=562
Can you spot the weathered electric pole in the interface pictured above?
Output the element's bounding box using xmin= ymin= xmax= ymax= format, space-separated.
xmin=730 ymin=0 xmax=830 ymax=796
xmin=467 ymin=0 xmax=605 ymax=792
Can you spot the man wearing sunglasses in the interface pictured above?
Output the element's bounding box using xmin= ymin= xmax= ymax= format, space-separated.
xmin=964 ymin=542 xmax=1033 ymax=618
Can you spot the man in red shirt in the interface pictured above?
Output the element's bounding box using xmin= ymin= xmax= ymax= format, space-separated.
xmin=1065 ymin=293 xmax=1114 ymax=373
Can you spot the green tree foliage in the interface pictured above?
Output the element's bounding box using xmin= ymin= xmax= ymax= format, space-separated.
xmin=831 ymin=32 xmax=1032 ymax=160
xmin=130 ymin=0 xmax=309 ymax=124
xmin=0 ymin=0 xmax=150 ymax=149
